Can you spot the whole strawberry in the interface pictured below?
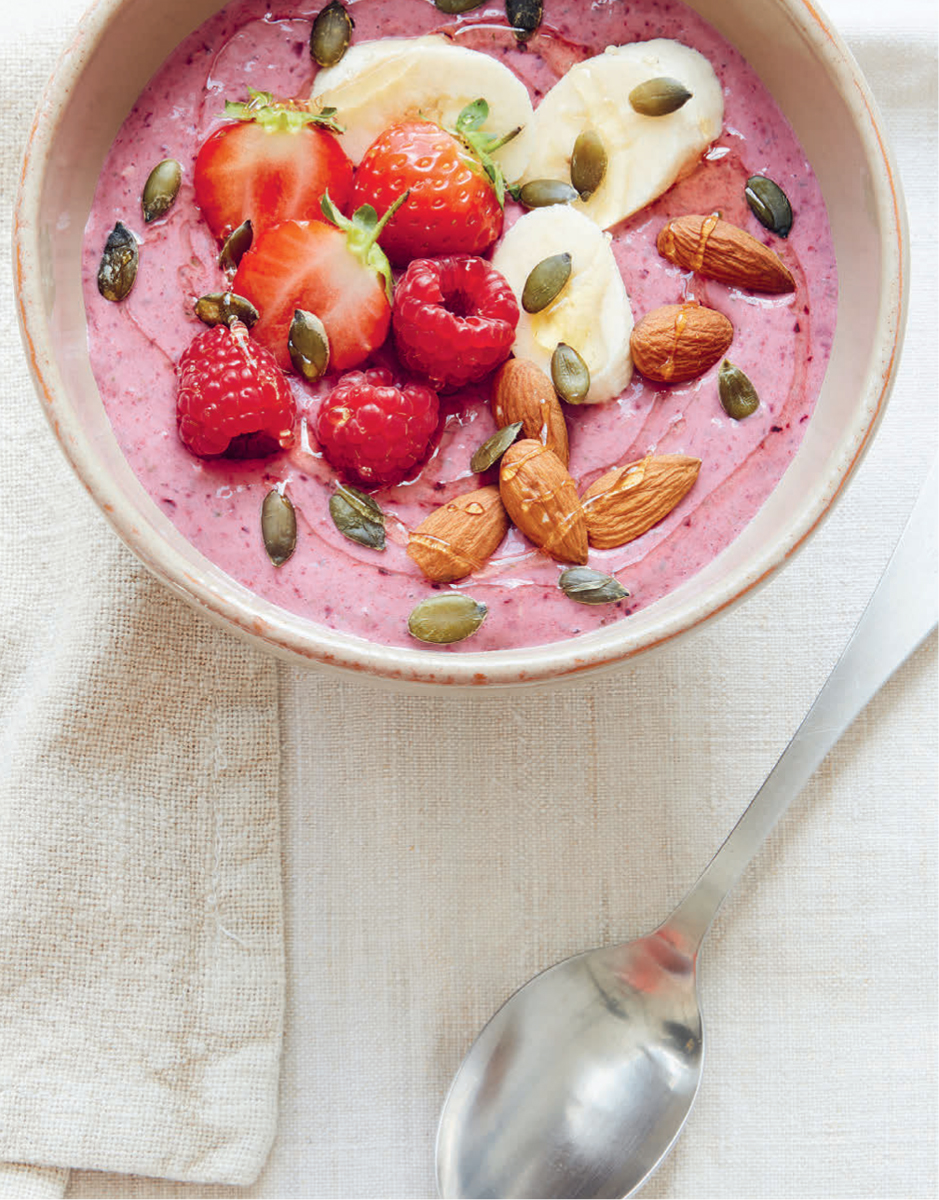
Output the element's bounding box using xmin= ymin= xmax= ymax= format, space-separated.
xmin=194 ymin=88 xmax=353 ymax=242
xmin=176 ymin=320 xmax=296 ymax=458
xmin=350 ymin=100 xmax=518 ymax=265
xmin=315 ymin=367 xmax=439 ymax=488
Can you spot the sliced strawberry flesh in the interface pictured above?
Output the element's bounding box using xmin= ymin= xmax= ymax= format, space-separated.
xmin=194 ymin=123 xmax=353 ymax=241
xmin=233 ymin=219 xmax=391 ymax=373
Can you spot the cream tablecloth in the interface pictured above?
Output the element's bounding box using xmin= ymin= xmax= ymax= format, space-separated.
xmin=1 ymin=0 xmax=936 ymax=1195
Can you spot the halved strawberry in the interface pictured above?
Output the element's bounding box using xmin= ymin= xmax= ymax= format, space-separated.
xmin=232 ymin=193 xmax=408 ymax=373
xmin=351 ymin=99 xmax=519 ymax=265
xmin=194 ymin=89 xmax=354 ymax=241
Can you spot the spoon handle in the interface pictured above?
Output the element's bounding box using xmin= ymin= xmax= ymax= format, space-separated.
xmin=663 ymin=460 xmax=938 ymax=952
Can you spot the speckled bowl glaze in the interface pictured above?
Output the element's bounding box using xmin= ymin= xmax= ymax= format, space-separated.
xmin=14 ymin=0 xmax=906 ymax=687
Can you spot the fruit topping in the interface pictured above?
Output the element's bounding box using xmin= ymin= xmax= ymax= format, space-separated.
xmin=176 ymin=320 xmax=296 ymax=458
xmin=393 ymin=255 xmax=519 ymax=392
xmin=310 ymin=37 xmax=534 ymax=180
xmin=350 ymin=101 xmax=517 ymax=265
xmin=193 ymin=89 xmax=353 ymax=242
xmin=233 ymin=193 xmax=406 ymax=374
xmin=520 ymin=40 xmax=723 ymax=230
xmin=315 ymin=367 xmax=440 ymax=488
xmin=491 ymin=205 xmax=633 ymax=403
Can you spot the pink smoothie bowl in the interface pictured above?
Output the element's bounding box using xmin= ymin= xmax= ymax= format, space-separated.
xmin=14 ymin=0 xmax=907 ymax=689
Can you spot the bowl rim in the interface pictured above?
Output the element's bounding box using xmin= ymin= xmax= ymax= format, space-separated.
xmin=13 ymin=0 xmax=908 ymax=688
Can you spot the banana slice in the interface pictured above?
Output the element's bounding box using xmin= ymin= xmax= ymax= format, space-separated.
xmin=521 ymin=39 xmax=723 ymax=230
xmin=491 ymin=207 xmax=633 ymax=404
xmin=311 ymin=37 xmax=534 ymax=181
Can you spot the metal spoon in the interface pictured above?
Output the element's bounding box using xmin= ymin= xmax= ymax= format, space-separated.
xmin=437 ymin=461 xmax=937 ymax=1200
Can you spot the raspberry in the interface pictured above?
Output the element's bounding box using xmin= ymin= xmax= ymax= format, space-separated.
xmin=392 ymin=256 xmax=519 ymax=392
xmin=315 ymin=367 xmax=440 ymax=488
xmin=176 ymin=321 xmax=296 ymax=458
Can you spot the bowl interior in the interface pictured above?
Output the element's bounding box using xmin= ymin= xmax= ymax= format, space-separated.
xmin=14 ymin=0 xmax=906 ymax=687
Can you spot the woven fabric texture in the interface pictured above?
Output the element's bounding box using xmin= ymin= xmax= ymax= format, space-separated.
xmin=2 ymin=0 xmax=936 ymax=1197
xmin=0 ymin=3 xmax=285 ymax=1190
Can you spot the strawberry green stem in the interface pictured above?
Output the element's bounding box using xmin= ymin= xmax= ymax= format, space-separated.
xmin=486 ymin=126 xmax=522 ymax=153
xmin=320 ymin=190 xmax=411 ymax=303
xmin=223 ymin=87 xmax=343 ymax=134
xmin=451 ymin=98 xmax=520 ymax=208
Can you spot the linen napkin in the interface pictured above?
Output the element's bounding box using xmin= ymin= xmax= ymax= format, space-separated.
xmin=0 ymin=6 xmax=285 ymax=1192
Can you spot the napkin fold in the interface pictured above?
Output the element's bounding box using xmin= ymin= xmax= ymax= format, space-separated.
xmin=1 ymin=25 xmax=285 ymax=1180
xmin=0 ymin=528 xmax=285 ymax=1190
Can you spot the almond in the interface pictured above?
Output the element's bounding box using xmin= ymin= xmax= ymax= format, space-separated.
xmin=491 ymin=358 xmax=570 ymax=466
xmin=657 ymin=212 xmax=796 ymax=293
xmin=407 ymin=486 xmax=509 ymax=583
xmin=500 ymin=439 xmax=588 ymax=565
xmin=629 ymin=303 xmax=733 ymax=383
xmin=581 ymin=454 xmax=701 ymax=549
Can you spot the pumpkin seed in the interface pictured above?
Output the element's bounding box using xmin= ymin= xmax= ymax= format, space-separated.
xmin=141 ymin=158 xmax=182 ymax=223
xmin=470 ymin=421 xmax=523 ymax=474
xmin=570 ymin=130 xmax=607 ymax=199
xmin=97 ymin=222 xmax=138 ymax=302
xmin=261 ymin=488 xmax=297 ymax=566
xmin=219 ymin=219 xmax=253 ymax=273
xmin=408 ymin=593 xmax=488 ymax=644
xmin=551 ymin=342 xmax=590 ymax=405
xmin=506 ymin=0 xmax=542 ymax=40
xmin=628 ymin=76 xmax=692 ymax=117
xmin=329 ymin=483 xmax=386 ymax=550
xmin=194 ymin=290 xmax=259 ymax=328
xmin=718 ymin=359 xmax=760 ymax=419
xmin=518 ymin=179 xmax=579 ymax=209
xmin=522 ymin=252 xmax=572 ymax=314
xmin=434 ymin=0 xmax=486 ymax=10
xmin=310 ymin=0 xmax=353 ymax=67
xmin=558 ymin=567 xmax=629 ymax=605
xmin=745 ymin=174 xmax=793 ymax=238
xmin=288 ymin=310 xmax=330 ymax=382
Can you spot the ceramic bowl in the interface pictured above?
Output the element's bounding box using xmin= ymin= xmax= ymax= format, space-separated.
xmin=14 ymin=0 xmax=907 ymax=688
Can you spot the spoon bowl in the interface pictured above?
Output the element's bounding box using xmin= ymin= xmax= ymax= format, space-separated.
xmin=437 ymin=932 xmax=703 ymax=1198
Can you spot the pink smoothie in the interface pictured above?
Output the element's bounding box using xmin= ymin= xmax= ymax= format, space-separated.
xmin=82 ymin=0 xmax=837 ymax=653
